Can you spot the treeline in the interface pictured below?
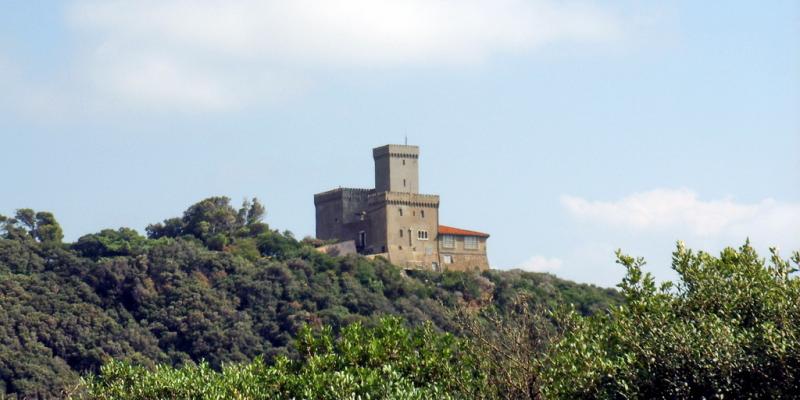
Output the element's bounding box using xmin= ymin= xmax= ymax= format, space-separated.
xmin=77 ymin=242 xmax=800 ymax=399
xmin=0 ymin=197 xmax=619 ymax=398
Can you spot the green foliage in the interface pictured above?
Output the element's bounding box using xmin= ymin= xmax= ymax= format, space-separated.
xmin=14 ymin=209 xmax=36 ymax=229
xmin=243 ymin=197 xmax=266 ymax=226
xmin=73 ymin=228 xmax=152 ymax=258
xmin=69 ymin=238 xmax=800 ymax=400
xmin=0 ymin=208 xmax=64 ymax=243
xmin=10 ymin=197 xmax=788 ymax=398
xmin=33 ymin=211 xmax=64 ymax=243
xmin=0 ymin=197 xmax=618 ymax=398
xmin=145 ymin=197 xmax=268 ymax=249
xmin=541 ymin=242 xmax=800 ymax=399
xmin=256 ymin=229 xmax=300 ymax=259
xmin=76 ymin=317 xmax=484 ymax=399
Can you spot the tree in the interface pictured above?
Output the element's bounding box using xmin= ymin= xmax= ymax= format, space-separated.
xmin=73 ymin=228 xmax=149 ymax=258
xmin=453 ymin=296 xmax=555 ymax=400
xmin=33 ymin=211 xmax=63 ymax=243
xmin=0 ymin=209 xmax=63 ymax=243
xmin=541 ymin=241 xmax=800 ymax=399
xmin=181 ymin=196 xmax=239 ymax=240
xmin=15 ymin=208 xmax=35 ymax=229
xmin=146 ymin=197 xmax=265 ymax=244
xmin=145 ymin=217 xmax=184 ymax=239
xmin=236 ymin=198 xmax=251 ymax=226
xmin=246 ymin=198 xmax=265 ymax=225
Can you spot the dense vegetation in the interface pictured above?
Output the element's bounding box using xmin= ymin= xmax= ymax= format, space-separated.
xmin=76 ymin=242 xmax=800 ymax=400
xmin=77 ymin=318 xmax=486 ymax=399
xmin=541 ymin=243 xmax=800 ymax=399
xmin=0 ymin=197 xmax=619 ymax=398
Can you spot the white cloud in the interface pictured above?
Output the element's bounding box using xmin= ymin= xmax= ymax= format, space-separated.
xmin=71 ymin=0 xmax=622 ymax=65
xmin=62 ymin=0 xmax=626 ymax=111
xmin=95 ymin=54 xmax=237 ymax=111
xmin=561 ymin=188 xmax=800 ymax=243
xmin=518 ymin=255 xmax=564 ymax=272
xmin=541 ymin=189 xmax=800 ymax=287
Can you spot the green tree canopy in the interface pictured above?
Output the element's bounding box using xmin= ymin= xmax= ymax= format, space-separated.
xmin=145 ymin=197 xmax=268 ymax=249
xmin=0 ymin=208 xmax=63 ymax=243
xmin=76 ymin=317 xmax=485 ymax=400
xmin=542 ymin=242 xmax=800 ymax=399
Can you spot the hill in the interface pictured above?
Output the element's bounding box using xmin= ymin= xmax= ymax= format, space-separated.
xmin=0 ymin=197 xmax=620 ymax=398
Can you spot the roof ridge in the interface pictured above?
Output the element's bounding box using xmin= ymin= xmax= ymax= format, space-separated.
xmin=438 ymin=224 xmax=490 ymax=238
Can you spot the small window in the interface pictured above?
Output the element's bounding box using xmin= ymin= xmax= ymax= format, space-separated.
xmin=403 ymin=179 xmax=406 ymax=187
xmin=417 ymin=230 xmax=429 ymax=240
xmin=399 ymin=229 xmax=403 ymax=237
xmin=420 ymin=210 xmax=425 ymax=218
xmin=399 ymin=208 xmax=403 ymax=216
xmin=441 ymin=235 xmax=455 ymax=249
xmin=443 ymin=255 xmax=453 ymax=264
xmin=464 ymin=236 xmax=478 ymax=250
xmin=403 ymin=159 xmax=406 ymax=165
xmin=432 ymin=262 xmax=439 ymax=272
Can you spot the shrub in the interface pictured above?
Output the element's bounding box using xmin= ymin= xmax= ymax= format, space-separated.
xmin=542 ymin=242 xmax=800 ymax=399
xmin=75 ymin=317 xmax=486 ymax=399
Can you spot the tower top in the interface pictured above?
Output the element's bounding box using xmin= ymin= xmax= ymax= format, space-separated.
xmin=372 ymin=144 xmax=419 ymax=160
xmin=372 ymin=144 xmax=419 ymax=193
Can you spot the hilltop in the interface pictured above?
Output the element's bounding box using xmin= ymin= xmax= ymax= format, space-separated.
xmin=0 ymin=197 xmax=620 ymax=398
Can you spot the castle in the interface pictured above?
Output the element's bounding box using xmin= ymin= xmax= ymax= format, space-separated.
xmin=314 ymin=144 xmax=490 ymax=271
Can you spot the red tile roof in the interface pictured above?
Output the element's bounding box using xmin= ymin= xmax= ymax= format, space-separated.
xmin=438 ymin=225 xmax=490 ymax=238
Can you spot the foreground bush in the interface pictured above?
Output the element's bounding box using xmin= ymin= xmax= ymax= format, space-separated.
xmin=542 ymin=242 xmax=800 ymax=399
xmin=74 ymin=317 xmax=485 ymax=399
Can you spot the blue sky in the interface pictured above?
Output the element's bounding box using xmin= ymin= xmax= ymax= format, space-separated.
xmin=1 ymin=0 xmax=798 ymax=287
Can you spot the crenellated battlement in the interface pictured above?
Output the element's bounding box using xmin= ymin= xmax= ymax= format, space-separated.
xmin=372 ymin=144 xmax=420 ymax=160
xmin=368 ymin=191 xmax=439 ymax=208
xmin=313 ymin=187 xmax=372 ymax=205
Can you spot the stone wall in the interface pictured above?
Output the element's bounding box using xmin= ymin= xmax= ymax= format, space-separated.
xmin=315 ymin=240 xmax=357 ymax=257
xmin=313 ymin=188 xmax=370 ymax=245
xmin=438 ymin=235 xmax=490 ymax=272
xmin=376 ymin=191 xmax=440 ymax=269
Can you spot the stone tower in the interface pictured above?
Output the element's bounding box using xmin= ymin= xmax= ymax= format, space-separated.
xmin=373 ymin=144 xmax=419 ymax=194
